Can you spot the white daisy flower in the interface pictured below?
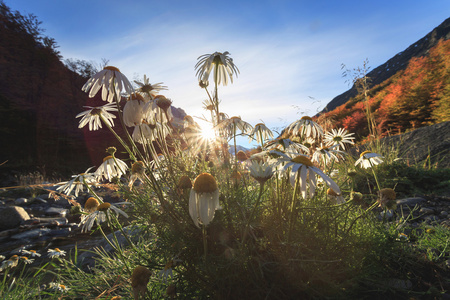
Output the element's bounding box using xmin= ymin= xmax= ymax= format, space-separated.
xmin=280 ymin=154 xmax=341 ymax=199
xmin=47 ymin=248 xmax=66 ymax=258
xmin=327 ymin=188 xmax=346 ymax=204
xmin=123 ymin=94 xmax=146 ymax=127
xmin=189 ymin=173 xmax=221 ymax=228
xmin=311 ymin=144 xmax=345 ymax=165
xmin=56 ymin=167 xmax=96 ymax=197
xmin=79 ymin=201 xmax=131 ymax=233
xmin=222 ymin=116 xmax=253 ymax=138
xmin=82 ymin=66 xmax=133 ymax=103
xmin=287 ymin=116 xmax=323 ymax=139
xmin=195 ymin=51 xmax=239 ymax=86
xmin=20 ymin=249 xmax=41 ymax=258
xmin=249 ymin=123 xmax=274 ymax=146
xmin=0 ymin=255 xmax=19 ymax=271
xmin=48 ymin=282 xmax=70 ymax=293
xmin=76 ymin=103 xmax=117 ymax=131
xmin=248 ymin=160 xmax=274 ymax=184
xmin=134 ymin=74 xmax=168 ymax=100
xmin=324 ymin=128 xmax=355 ymax=150
xmin=19 ymin=256 xmax=34 ymax=264
xmin=95 ymin=156 xmax=129 ymax=182
xmin=354 ymin=151 xmax=384 ymax=169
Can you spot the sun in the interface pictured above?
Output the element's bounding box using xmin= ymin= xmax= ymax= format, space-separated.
xmin=197 ymin=119 xmax=216 ymax=141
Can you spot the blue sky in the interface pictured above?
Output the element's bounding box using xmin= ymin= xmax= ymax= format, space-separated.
xmin=5 ymin=0 xmax=450 ymax=147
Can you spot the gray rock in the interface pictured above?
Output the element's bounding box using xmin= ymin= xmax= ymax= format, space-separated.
xmin=423 ymin=215 xmax=440 ymax=223
xmin=10 ymin=228 xmax=51 ymax=240
xmin=396 ymin=197 xmax=426 ymax=207
xmin=15 ymin=197 xmax=29 ymax=205
xmin=44 ymin=207 xmax=68 ymax=217
xmin=440 ymin=211 xmax=449 ymax=218
xmin=419 ymin=207 xmax=435 ymax=215
xmin=0 ymin=206 xmax=30 ymax=230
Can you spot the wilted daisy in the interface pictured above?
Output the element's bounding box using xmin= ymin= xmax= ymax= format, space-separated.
xmin=158 ymin=259 xmax=181 ymax=283
xmin=95 ymin=156 xmax=129 ymax=182
xmin=354 ymin=151 xmax=384 ymax=169
xmin=123 ymin=93 xmax=146 ymax=127
xmin=56 ymin=167 xmax=97 ymax=197
xmin=134 ymin=74 xmax=168 ymax=100
xmin=82 ymin=66 xmax=133 ymax=103
xmin=222 ymin=116 xmax=253 ymax=137
xmin=128 ymin=161 xmax=147 ymax=188
xmin=327 ymin=188 xmax=345 ymax=205
xmin=0 ymin=255 xmax=19 ymax=271
xmin=280 ymin=154 xmax=341 ymax=199
xmin=195 ymin=51 xmax=239 ymax=86
xmin=250 ymin=123 xmax=274 ymax=146
xmin=287 ymin=116 xmax=323 ymax=139
xmin=76 ymin=103 xmax=117 ymax=131
xmin=19 ymin=256 xmax=34 ymax=264
xmin=312 ymin=144 xmax=345 ymax=165
xmin=79 ymin=201 xmax=130 ymax=232
xmin=378 ymin=188 xmax=397 ymax=209
xmin=131 ymin=266 xmax=152 ymax=300
xmin=49 ymin=282 xmax=70 ymax=293
xmin=324 ymin=128 xmax=355 ymax=150
xmin=189 ymin=173 xmax=220 ymax=228
xmin=47 ymin=248 xmax=66 ymax=258
xmin=266 ymin=138 xmax=310 ymax=154
xmin=248 ymin=161 xmax=274 ymax=185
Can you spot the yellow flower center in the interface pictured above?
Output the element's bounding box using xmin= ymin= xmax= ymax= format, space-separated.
xmin=255 ymin=123 xmax=265 ymax=127
xmin=379 ymin=188 xmax=396 ymax=200
xmin=128 ymin=93 xmax=145 ymax=102
xmin=301 ymin=116 xmax=312 ymax=121
xmin=90 ymin=108 xmax=102 ymax=115
xmin=164 ymin=260 xmax=174 ymax=270
xmin=104 ymin=66 xmax=120 ymax=72
xmin=230 ymin=170 xmax=242 ymax=180
xmin=59 ymin=284 xmax=66 ymax=290
xmin=54 ymin=248 xmax=61 ymax=253
xmin=98 ymin=203 xmax=111 ymax=211
xmin=10 ymin=255 xmax=18 ymax=260
xmin=230 ymin=116 xmax=241 ymax=122
xmin=131 ymin=161 xmax=145 ymax=174
xmin=131 ymin=266 xmax=152 ymax=288
xmin=291 ymin=155 xmax=314 ymax=167
xmin=327 ymin=188 xmax=339 ymax=196
xmin=84 ymin=197 xmax=100 ymax=212
xmin=103 ymin=155 xmax=113 ymax=162
xmin=360 ymin=150 xmax=371 ymax=158
xmin=193 ymin=173 xmax=218 ymax=193
xmin=156 ymin=96 xmax=172 ymax=110
xmin=177 ymin=175 xmax=192 ymax=189
xmin=236 ymin=150 xmax=248 ymax=162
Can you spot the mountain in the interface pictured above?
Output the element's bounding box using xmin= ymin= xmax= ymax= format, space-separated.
xmin=321 ymin=17 xmax=450 ymax=113
xmin=315 ymin=18 xmax=450 ymax=142
xmin=0 ymin=2 xmax=185 ymax=180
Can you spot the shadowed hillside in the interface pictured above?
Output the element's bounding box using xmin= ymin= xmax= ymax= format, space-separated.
xmin=0 ymin=2 xmax=185 ymax=182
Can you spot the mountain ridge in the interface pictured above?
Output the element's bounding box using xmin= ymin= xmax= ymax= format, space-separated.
xmin=320 ymin=17 xmax=450 ymax=114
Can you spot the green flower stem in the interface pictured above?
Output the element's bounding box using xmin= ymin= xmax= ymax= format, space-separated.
xmin=103 ymin=210 xmax=131 ymax=274
xmin=243 ymin=182 xmax=265 ymax=243
xmin=202 ymin=225 xmax=208 ymax=262
xmin=288 ymin=170 xmax=301 ymax=242
xmin=369 ymin=160 xmax=382 ymax=191
xmin=82 ymin=178 xmax=103 ymax=204
xmin=99 ymin=115 xmax=136 ymax=161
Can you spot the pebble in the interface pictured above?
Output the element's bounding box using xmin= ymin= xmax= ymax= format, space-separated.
xmin=15 ymin=197 xmax=29 ymax=205
xmin=44 ymin=207 xmax=68 ymax=217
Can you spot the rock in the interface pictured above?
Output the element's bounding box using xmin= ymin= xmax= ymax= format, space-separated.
xmin=15 ymin=197 xmax=29 ymax=205
xmin=419 ymin=207 xmax=435 ymax=215
xmin=44 ymin=207 xmax=68 ymax=217
xmin=0 ymin=206 xmax=30 ymax=230
xmin=396 ymin=197 xmax=426 ymax=207
xmin=10 ymin=228 xmax=51 ymax=240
